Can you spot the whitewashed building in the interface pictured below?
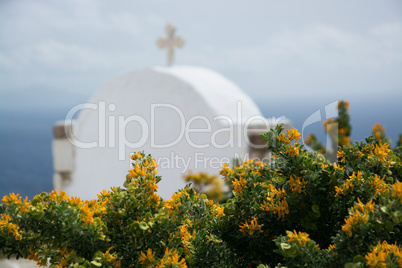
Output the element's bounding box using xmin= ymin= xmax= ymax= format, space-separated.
xmin=52 ymin=65 xmax=291 ymax=199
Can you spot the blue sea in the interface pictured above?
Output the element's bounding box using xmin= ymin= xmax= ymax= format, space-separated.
xmin=0 ymin=109 xmax=66 ymax=199
xmin=0 ymin=98 xmax=401 ymax=200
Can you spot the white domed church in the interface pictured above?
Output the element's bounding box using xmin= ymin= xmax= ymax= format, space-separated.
xmin=52 ymin=24 xmax=291 ymax=200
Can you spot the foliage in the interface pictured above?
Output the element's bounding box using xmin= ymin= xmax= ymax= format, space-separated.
xmin=1 ymin=126 xmax=402 ymax=267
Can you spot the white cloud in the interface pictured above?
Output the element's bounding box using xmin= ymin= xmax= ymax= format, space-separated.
xmin=214 ymin=22 xmax=402 ymax=72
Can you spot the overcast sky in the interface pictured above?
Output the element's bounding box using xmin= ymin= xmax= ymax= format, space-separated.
xmin=0 ymin=0 xmax=401 ymax=140
xmin=1 ymin=0 xmax=401 ymax=95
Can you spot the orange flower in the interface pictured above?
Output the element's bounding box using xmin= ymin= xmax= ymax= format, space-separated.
xmin=287 ymin=128 xmax=301 ymax=143
xmin=2 ymin=193 xmax=22 ymax=205
xmin=372 ymin=123 xmax=385 ymax=132
xmin=232 ymin=177 xmax=247 ymax=195
xmin=239 ymin=217 xmax=263 ymax=236
xmin=287 ymin=230 xmax=310 ymax=246
xmin=219 ymin=163 xmax=233 ymax=177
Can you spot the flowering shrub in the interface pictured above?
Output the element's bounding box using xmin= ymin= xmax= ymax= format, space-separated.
xmin=1 ymin=125 xmax=402 ymax=267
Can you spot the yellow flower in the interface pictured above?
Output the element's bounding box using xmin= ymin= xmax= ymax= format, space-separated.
xmin=337 ymin=100 xmax=349 ymax=110
xmin=304 ymin=134 xmax=313 ymax=144
xmin=147 ymin=193 xmax=160 ymax=208
xmin=339 ymin=136 xmax=351 ymax=146
xmin=80 ymin=203 xmax=95 ymax=225
xmin=215 ymin=206 xmax=224 ymax=217
xmin=49 ymin=190 xmax=68 ymax=204
xmin=365 ymin=240 xmax=402 ymax=268
xmin=142 ymin=177 xmax=158 ymax=195
xmin=335 ymin=172 xmax=364 ymax=197
xmin=164 ymin=191 xmax=183 ymax=215
xmin=327 ymin=244 xmax=336 ymax=250
xmin=210 ymin=201 xmax=224 ymax=217
xmin=368 ymin=175 xmax=390 ymax=196
xmin=206 ymin=233 xmax=222 ymax=244
xmin=2 ymin=193 xmax=23 ymax=205
xmin=139 ymin=248 xmax=155 ymax=265
xmin=97 ymin=189 xmax=109 ymax=199
xmin=342 ymin=198 xmax=375 ymax=237
xmin=56 ymin=258 xmax=68 ymax=268
xmin=128 ymin=169 xmax=137 ymax=178
xmin=285 ymin=144 xmax=300 ymax=156
xmin=28 ymin=249 xmax=47 ymax=267
xmin=179 ymin=221 xmax=196 ymax=256
xmin=374 ymin=131 xmax=381 ymax=139
xmin=372 ymin=123 xmax=385 ymax=133
xmin=288 ymin=175 xmax=307 ymax=194
xmin=287 ymin=230 xmax=310 ymax=246
xmin=277 ymin=134 xmax=291 ymax=143
xmin=260 ymin=198 xmax=289 ymax=219
xmin=232 ymin=177 xmax=247 ymax=195
xmin=352 ymin=171 xmax=364 ymax=181
xmin=243 ymin=159 xmax=254 ymax=168
xmin=338 ymin=128 xmax=346 ymax=135
xmin=287 ymin=128 xmax=302 ymax=143
xmin=219 ymin=163 xmax=233 ymax=177
xmin=0 ymin=214 xmax=22 ymax=241
xmin=67 ymin=196 xmax=83 ymax=206
xmin=157 ymin=248 xmax=187 ymax=268
xmin=2 ymin=194 xmax=31 ymax=214
xmin=333 ymin=162 xmax=344 ymax=172
xmin=260 ymin=184 xmax=289 ymax=219
xmin=149 ymin=158 xmax=159 ymax=173
xmin=392 ymin=181 xmax=402 ymax=204
xmin=337 ymin=150 xmax=345 ymax=162
xmin=239 ymin=217 xmax=263 ymax=236
xmin=18 ymin=197 xmax=30 ymax=214
xmin=102 ymin=247 xmax=117 ymax=263
xmin=370 ymin=141 xmax=390 ymax=162
xmin=179 ymin=224 xmax=194 ymax=243
xmin=130 ymin=152 xmax=143 ymax=160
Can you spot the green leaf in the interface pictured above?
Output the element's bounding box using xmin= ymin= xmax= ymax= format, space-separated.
xmin=177 ymin=247 xmax=183 ymax=256
xmin=139 ymin=221 xmax=149 ymax=231
xmin=344 ymin=262 xmax=358 ymax=268
xmin=353 ymin=255 xmax=365 ymax=263
xmin=311 ymin=204 xmax=320 ymax=214
xmin=145 ymin=212 xmax=152 ymax=222
xmin=90 ymin=261 xmax=102 ymax=267
xmin=385 ymin=221 xmax=393 ymax=232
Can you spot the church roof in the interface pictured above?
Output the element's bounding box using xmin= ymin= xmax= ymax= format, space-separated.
xmin=89 ymin=65 xmax=262 ymax=123
xmin=152 ymin=66 xmax=262 ymax=122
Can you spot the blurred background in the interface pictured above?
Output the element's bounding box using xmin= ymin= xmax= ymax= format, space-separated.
xmin=0 ymin=0 xmax=401 ymax=199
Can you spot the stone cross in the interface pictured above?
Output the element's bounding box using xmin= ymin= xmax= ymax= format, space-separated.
xmin=157 ymin=23 xmax=184 ymax=66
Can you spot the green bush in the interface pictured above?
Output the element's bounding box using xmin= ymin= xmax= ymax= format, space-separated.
xmin=1 ymin=126 xmax=401 ymax=267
